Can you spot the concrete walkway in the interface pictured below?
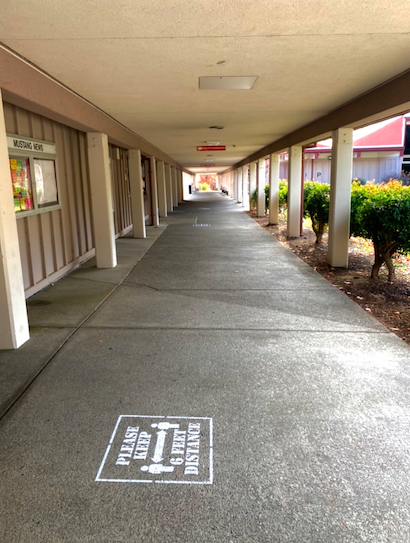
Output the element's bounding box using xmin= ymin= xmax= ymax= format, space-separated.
xmin=1 ymin=192 xmax=410 ymax=542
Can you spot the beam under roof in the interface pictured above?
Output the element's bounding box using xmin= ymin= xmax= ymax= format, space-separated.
xmin=0 ymin=46 xmax=187 ymax=172
xmin=223 ymin=68 xmax=410 ymax=172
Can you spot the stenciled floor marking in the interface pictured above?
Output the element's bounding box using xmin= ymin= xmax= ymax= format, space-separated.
xmin=96 ymin=415 xmax=213 ymax=485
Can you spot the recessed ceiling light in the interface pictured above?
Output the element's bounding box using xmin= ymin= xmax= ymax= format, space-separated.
xmin=199 ymin=76 xmax=258 ymax=90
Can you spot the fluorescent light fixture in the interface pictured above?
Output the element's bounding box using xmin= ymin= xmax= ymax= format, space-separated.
xmin=199 ymin=76 xmax=258 ymax=90
xmin=205 ymin=141 xmax=221 ymax=145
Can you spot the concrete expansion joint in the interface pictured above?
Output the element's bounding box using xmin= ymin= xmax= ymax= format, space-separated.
xmin=71 ymin=276 xmax=117 ymax=287
xmin=124 ymin=282 xmax=161 ymax=292
xmin=81 ymin=326 xmax=391 ymax=334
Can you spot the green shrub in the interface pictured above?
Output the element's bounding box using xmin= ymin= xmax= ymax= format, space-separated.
xmin=350 ymin=180 xmax=410 ymax=280
xmin=279 ymin=180 xmax=288 ymax=208
xmin=250 ymin=188 xmax=257 ymax=208
xmin=251 ymin=180 xmax=288 ymax=212
xmin=199 ymin=182 xmax=210 ymax=191
xmin=304 ymin=182 xmax=330 ymax=244
xmin=250 ymin=185 xmax=270 ymax=212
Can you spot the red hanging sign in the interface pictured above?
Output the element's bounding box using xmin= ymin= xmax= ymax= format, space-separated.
xmin=197 ymin=146 xmax=226 ymax=151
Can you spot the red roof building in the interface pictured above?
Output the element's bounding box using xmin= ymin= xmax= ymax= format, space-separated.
xmin=278 ymin=115 xmax=409 ymax=183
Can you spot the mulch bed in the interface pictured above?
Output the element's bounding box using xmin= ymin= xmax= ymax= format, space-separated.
xmin=248 ymin=210 xmax=410 ymax=346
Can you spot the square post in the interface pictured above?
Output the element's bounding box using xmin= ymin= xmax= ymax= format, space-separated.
xmin=232 ymin=170 xmax=238 ymax=202
xmin=269 ymin=153 xmax=280 ymax=225
xmin=165 ymin=164 xmax=173 ymax=212
xmin=328 ymin=128 xmax=354 ymax=267
xmin=249 ymin=162 xmax=257 ymax=206
xmin=287 ymin=145 xmax=302 ymax=238
xmin=156 ymin=160 xmax=167 ymax=218
xmin=129 ymin=149 xmax=146 ymax=239
xmin=242 ymin=165 xmax=249 ymax=210
xmin=237 ymin=168 xmax=243 ymax=204
xmin=150 ymin=156 xmax=159 ymax=226
xmin=87 ymin=132 xmax=117 ymax=267
xmin=177 ymin=169 xmax=183 ymax=203
xmin=257 ymin=158 xmax=266 ymax=217
xmin=172 ymin=167 xmax=178 ymax=208
xmin=0 ymin=90 xmax=30 ymax=349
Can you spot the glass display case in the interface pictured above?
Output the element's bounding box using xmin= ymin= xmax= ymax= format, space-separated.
xmin=8 ymin=134 xmax=60 ymax=216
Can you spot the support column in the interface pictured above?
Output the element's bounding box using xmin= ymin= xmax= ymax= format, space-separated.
xmin=178 ymin=170 xmax=183 ymax=203
xmin=129 ymin=149 xmax=146 ymax=239
xmin=328 ymin=128 xmax=354 ymax=267
xmin=231 ymin=170 xmax=236 ymax=201
xmin=165 ymin=164 xmax=173 ymax=212
xmin=172 ymin=167 xmax=178 ymax=208
xmin=242 ymin=165 xmax=249 ymax=210
xmin=257 ymin=158 xmax=266 ymax=217
xmin=269 ymin=153 xmax=280 ymax=225
xmin=156 ymin=160 xmax=167 ymax=218
xmin=287 ymin=145 xmax=302 ymax=238
xmin=249 ymin=162 xmax=257 ymax=207
xmin=0 ymin=92 xmax=30 ymax=349
xmin=150 ymin=157 xmax=159 ymax=226
xmin=87 ymin=132 xmax=117 ymax=267
xmin=237 ymin=168 xmax=243 ymax=204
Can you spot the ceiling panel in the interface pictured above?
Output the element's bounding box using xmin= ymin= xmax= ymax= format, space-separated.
xmin=1 ymin=1 xmax=410 ymax=171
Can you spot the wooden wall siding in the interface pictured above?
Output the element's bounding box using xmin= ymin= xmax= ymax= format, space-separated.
xmin=352 ymin=157 xmax=402 ymax=183
xmin=281 ymin=157 xmax=402 ymax=185
xmin=109 ymin=145 xmax=132 ymax=236
xmin=3 ymin=102 xmax=95 ymax=298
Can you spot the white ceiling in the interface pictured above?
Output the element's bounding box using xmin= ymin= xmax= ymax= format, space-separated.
xmin=1 ymin=0 xmax=410 ymax=173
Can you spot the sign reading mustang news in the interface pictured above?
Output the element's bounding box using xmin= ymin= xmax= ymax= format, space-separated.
xmin=96 ymin=415 xmax=213 ymax=485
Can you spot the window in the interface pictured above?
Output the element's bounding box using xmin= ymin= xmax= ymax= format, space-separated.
xmin=34 ymin=159 xmax=58 ymax=208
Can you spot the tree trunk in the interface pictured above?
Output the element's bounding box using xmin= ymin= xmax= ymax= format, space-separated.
xmin=312 ymin=217 xmax=324 ymax=244
xmin=315 ymin=226 xmax=324 ymax=244
xmin=371 ymin=244 xmax=383 ymax=279
xmin=384 ymin=252 xmax=396 ymax=282
xmin=370 ymin=242 xmax=396 ymax=281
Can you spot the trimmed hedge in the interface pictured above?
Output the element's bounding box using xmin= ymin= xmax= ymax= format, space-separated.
xmin=250 ymin=178 xmax=410 ymax=280
xmin=350 ymin=180 xmax=410 ymax=280
xmin=303 ymin=181 xmax=330 ymax=244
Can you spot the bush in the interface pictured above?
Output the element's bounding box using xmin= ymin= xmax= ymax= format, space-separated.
xmin=251 ymin=180 xmax=288 ymax=212
xmin=350 ymin=180 xmax=410 ymax=280
xmin=303 ymin=182 xmax=330 ymax=244
xmin=352 ymin=177 xmax=367 ymax=185
xmin=199 ymin=182 xmax=210 ymax=191
xmin=250 ymin=188 xmax=257 ymax=208
xmin=381 ymin=172 xmax=410 ymax=186
xmin=250 ymin=180 xmax=288 ymax=212
xmin=279 ymin=180 xmax=288 ymax=208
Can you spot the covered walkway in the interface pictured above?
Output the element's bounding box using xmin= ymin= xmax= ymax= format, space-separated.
xmin=1 ymin=192 xmax=410 ymax=542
